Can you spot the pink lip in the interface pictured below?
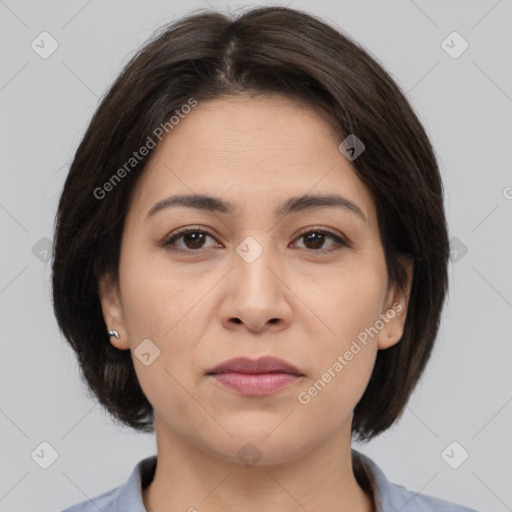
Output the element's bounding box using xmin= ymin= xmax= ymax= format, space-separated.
xmin=208 ymin=356 xmax=303 ymax=376
xmin=210 ymin=372 xmax=303 ymax=396
xmin=206 ymin=356 xmax=304 ymax=396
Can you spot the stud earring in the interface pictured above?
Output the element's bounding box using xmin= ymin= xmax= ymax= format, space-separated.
xmin=108 ymin=329 xmax=120 ymax=339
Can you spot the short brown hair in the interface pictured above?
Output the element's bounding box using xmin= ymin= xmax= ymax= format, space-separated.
xmin=51 ymin=6 xmax=449 ymax=441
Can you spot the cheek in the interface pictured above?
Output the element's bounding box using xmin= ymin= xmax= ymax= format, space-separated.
xmin=295 ymin=254 xmax=387 ymax=343
xmin=118 ymin=242 xmax=206 ymax=339
xmin=291 ymin=256 xmax=385 ymax=405
xmin=295 ymin=276 xmax=381 ymax=425
xmin=118 ymin=249 xmax=212 ymax=393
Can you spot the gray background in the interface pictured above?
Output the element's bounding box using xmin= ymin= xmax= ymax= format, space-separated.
xmin=0 ymin=0 xmax=511 ymax=511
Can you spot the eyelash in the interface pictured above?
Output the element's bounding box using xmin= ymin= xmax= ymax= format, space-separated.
xmin=160 ymin=225 xmax=350 ymax=255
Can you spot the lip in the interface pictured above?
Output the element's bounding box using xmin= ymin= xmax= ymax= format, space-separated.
xmin=210 ymin=372 xmax=303 ymax=396
xmin=207 ymin=356 xmax=303 ymax=376
xmin=206 ymin=356 xmax=304 ymax=397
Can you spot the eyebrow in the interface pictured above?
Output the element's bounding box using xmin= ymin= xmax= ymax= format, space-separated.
xmin=145 ymin=193 xmax=367 ymax=224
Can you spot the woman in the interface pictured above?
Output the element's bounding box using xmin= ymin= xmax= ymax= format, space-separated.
xmin=53 ymin=6 xmax=477 ymax=511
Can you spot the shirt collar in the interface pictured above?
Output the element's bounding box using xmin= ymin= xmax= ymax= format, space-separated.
xmin=113 ymin=455 xmax=156 ymax=512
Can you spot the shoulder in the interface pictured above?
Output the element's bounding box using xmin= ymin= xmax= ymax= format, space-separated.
xmin=60 ymin=455 xmax=157 ymax=512
xmin=381 ymin=479 xmax=478 ymax=511
xmin=352 ymin=450 xmax=479 ymax=512
xmin=61 ymin=487 xmax=119 ymax=512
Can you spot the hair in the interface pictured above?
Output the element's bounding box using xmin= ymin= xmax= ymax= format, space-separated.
xmin=51 ymin=5 xmax=449 ymax=442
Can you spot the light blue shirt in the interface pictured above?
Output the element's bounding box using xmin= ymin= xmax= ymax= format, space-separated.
xmin=61 ymin=450 xmax=478 ymax=511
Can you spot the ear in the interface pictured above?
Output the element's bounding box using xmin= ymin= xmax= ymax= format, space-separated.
xmin=98 ymin=272 xmax=130 ymax=350
xmin=377 ymin=256 xmax=414 ymax=350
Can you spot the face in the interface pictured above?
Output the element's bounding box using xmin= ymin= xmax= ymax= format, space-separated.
xmin=99 ymin=93 xmax=411 ymax=465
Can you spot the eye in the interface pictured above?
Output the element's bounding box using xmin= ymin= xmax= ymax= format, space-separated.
xmin=161 ymin=227 xmax=220 ymax=252
xmin=160 ymin=226 xmax=350 ymax=254
xmin=292 ymin=228 xmax=350 ymax=252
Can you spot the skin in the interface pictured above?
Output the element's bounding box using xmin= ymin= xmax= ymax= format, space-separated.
xmin=99 ymin=93 xmax=412 ymax=512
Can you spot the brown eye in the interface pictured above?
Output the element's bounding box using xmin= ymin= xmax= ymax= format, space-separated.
xmin=180 ymin=231 xmax=208 ymax=249
xmin=163 ymin=228 xmax=219 ymax=252
xmin=293 ymin=229 xmax=349 ymax=252
xmin=161 ymin=226 xmax=349 ymax=255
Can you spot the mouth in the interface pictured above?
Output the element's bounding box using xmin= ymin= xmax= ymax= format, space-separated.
xmin=206 ymin=356 xmax=304 ymax=376
xmin=206 ymin=356 xmax=304 ymax=397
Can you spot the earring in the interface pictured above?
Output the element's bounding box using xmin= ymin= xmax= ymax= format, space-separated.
xmin=108 ymin=329 xmax=120 ymax=339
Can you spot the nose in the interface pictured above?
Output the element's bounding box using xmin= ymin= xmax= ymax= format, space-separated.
xmin=219 ymin=240 xmax=293 ymax=334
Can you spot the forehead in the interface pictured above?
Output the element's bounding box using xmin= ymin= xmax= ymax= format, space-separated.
xmin=129 ymin=94 xmax=377 ymax=228
xmin=162 ymin=93 xmax=341 ymax=162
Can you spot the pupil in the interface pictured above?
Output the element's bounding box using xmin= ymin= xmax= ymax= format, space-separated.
xmin=305 ymin=232 xmax=324 ymax=249
xmin=185 ymin=232 xmax=204 ymax=249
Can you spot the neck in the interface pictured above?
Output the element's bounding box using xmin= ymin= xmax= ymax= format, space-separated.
xmin=142 ymin=417 xmax=374 ymax=512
